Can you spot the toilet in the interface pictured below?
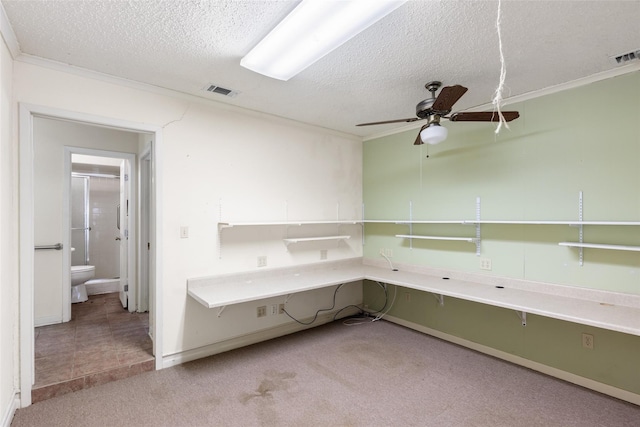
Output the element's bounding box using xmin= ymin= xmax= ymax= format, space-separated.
xmin=71 ymin=265 xmax=95 ymax=303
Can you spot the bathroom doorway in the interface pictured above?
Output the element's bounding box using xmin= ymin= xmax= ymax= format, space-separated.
xmin=70 ymin=153 xmax=131 ymax=310
xmin=20 ymin=105 xmax=164 ymax=407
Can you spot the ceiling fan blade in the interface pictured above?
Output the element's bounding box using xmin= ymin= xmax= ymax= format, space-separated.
xmin=432 ymin=85 xmax=468 ymax=112
xmin=448 ymin=111 xmax=520 ymax=122
xmin=356 ymin=117 xmax=421 ymax=126
xmin=413 ymin=124 xmax=428 ymax=145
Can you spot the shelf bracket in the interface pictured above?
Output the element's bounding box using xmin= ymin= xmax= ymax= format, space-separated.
xmin=475 ymin=196 xmax=481 ymax=256
xmin=516 ymin=310 xmax=527 ymax=326
xmin=432 ymin=293 xmax=444 ymax=307
xmin=217 ymin=305 xmax=227 ymax=318
xmin=409 ymin=200 xmax=413 ymax=250
xmin=578 ymin=191 xmax=584 ymax=266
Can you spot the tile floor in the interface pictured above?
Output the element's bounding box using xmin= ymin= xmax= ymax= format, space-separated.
xmin=33 ymin=292 xmax=154 ymax=403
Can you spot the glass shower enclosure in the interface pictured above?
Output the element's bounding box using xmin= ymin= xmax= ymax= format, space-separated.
xmin=71 ymin=175 xmax=90 ymax=266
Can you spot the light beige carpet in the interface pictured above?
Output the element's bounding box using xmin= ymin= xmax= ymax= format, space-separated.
xmin=12 ymin=319 xmax=640 ymax=426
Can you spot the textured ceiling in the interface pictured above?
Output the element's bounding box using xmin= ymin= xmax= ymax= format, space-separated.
xmin=3 ymin=0 xmax=640 ymax=137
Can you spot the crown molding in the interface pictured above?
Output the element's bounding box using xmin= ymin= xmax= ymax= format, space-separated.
xmin=363 ymin=62 xmax=640 ymax=142
xmin=0 ymin=2 xmax=20 ymax=58
xmin=15 ymin=53 xmax=360 ymax=142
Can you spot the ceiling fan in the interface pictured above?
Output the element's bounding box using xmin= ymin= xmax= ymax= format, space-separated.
xmin=356 ymin=81 xmax=520 ymax=145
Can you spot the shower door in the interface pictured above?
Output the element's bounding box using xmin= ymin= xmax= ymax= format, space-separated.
xmin=71 ymin=176 xmax=89 ymax=266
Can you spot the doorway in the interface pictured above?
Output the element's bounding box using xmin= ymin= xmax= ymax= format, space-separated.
xmin=19 ymin=104 xmax=164 ymax=407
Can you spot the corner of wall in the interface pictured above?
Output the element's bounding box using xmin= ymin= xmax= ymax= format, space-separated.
xmin=0 ymin=390 xmax=19 ymax=427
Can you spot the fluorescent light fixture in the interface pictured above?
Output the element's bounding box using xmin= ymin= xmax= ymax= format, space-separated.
xmin=241 ymin=0 xmax=407 ymax=81
xmin=420 ymin=124 xmax=448 ymax=145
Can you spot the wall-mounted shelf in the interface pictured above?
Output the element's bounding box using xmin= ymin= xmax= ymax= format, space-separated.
xmin=219 ymin=220 xmax=360 ymax=231
xmin=396 ymin=235 xmax=478 ymax=243
xmin=467 ymin=220 xmax=640 ymax=226
xmin=559 ymin=242 xmax=640 ymax=252
xmin=363 ymin=192 xmax=640 ymax=266
xmin=284 ymin=235 xmax=351 ymax=246
xmin=216 ymin=209 xmax=361 ymax=258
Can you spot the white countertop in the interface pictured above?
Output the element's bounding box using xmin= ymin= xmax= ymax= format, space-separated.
xmin=187 ymin=258 xmax=640 ymax=336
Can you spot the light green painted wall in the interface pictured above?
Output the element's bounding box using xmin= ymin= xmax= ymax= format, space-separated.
xmin=364 ymin=72 xmax=640 ymax=293
xmin=364 ymin=283 xmax=640 ymax=394
xmin=363 ymin=72 xmax=640 ymax=395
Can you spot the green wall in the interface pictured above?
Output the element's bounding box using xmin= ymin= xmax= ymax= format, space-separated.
xmin=362 ymin=72 xmax=640 ymax=395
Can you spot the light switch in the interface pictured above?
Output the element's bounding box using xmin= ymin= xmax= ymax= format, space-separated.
xmin=180 ymin=226 xmax=189 ymax=238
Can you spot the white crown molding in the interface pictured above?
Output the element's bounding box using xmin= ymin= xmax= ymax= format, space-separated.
xmin=15 ymin=53 xmax=361 ymax=142
xmin=363 ymin=62 xmax=640 ymax=142
xmin=0 ymin=2 xmax=20 ymax=58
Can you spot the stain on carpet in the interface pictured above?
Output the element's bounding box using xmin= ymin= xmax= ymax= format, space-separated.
xmin=239 ymin=370 xmax=297 ymax=405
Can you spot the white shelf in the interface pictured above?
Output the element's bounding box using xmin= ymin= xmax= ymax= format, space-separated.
xmin=395 ymin=220 xmax=469 ymax=225
xmin=559 ymin=242 xmax=640 ymax=252
xmin=367 ymin=219 xmax=640 ymax=226
xmin=469 ymin=220 xmax=640 ymax=226
xmin=396 ymin=234 xmax=478 ymax=243
xmin=219 ymin=220 xmax=361 ymax=229
xmin=283 ymin=235 xmax=351 ymax=245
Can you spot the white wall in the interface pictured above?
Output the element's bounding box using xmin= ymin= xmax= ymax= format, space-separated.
xmin=0 ymin=31 xmax=17 ymax=424
xmin=14 ymin=61 xmax=363 ymax=361
xmin=33 ymin=117 xmax=140 ymax=325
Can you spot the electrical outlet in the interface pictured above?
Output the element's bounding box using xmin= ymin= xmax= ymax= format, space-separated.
xmin=582 ymin=333 xmax=594 ymax=349
xmin=180 ymin=226 xmax=189 ymax=238
xmin=278 ymin=303 xmax=285 ymax=314
xmin=379 ymin=248 xmax=393 ymax=257
xmin=257 ymin=256 xmax=267 ymax=268
xmin=257 ymin=306 xmax=267 ymax=318
xmin=404 ymin=292 xmax=411 ymax=303
xmin=480 ymin=258 xmax=492 ymax=270
xmin=320 ymin=249 xmax=327 ymax=260
xmin=269 ymin=304 xmax=278 ymax=316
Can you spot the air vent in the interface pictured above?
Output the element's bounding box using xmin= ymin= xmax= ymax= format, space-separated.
xmin=203 ymin=83 xmax=240 ymax=98
xmin=611 ymin=49 xmax=640 ymax=65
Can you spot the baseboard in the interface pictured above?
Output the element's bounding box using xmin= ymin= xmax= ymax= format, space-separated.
xmin=34 ymin=315 xmax=62 ymax=327
xmin=1 ymin=391 xmax=20 ymax=427
xmin=163 ymin=309 xmax=357 ymax=368
xmin=383 ymin=315 xmax=640 ymax=406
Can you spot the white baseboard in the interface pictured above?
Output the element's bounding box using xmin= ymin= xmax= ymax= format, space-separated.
xmin=34 ymin=315 xmax=62 ymax=327
xmin=163 ymin=309 xmax=357 ymax=368
xmin=383 ymin=314 xmax=640 ymax=406
xmin=1 ymin=391 xmax=20 ymax=427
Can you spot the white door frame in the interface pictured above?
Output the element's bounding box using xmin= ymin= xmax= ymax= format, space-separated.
xmin=138 ymin=144 xmax=152 ymax=313
xmin=19 ymin=103 xmax=164 ymax=407
xmin=63 ymin=147 xmax=137 ymax=318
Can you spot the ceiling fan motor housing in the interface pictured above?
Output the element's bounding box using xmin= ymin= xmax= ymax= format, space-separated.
xmin=416 ymin=81 xmax=450 ymax=119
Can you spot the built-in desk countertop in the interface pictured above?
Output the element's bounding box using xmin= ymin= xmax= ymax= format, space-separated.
xmin=187 ymin=258 xmax=640 ymax=336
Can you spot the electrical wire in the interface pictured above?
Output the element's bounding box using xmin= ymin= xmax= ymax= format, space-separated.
xmin=282 ymin=283 xmax=346 ymax=326
xmin=282 ymin=280 xmax=392 ymax=326
xmin=371 ymin=282 xmax=397 ymax=322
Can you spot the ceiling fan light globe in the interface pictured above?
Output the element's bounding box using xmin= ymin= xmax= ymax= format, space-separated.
xmin=420 ymin=125 xmax=448 ymax=145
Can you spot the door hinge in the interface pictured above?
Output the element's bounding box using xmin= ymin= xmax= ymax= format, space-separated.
xmin=124 ymin=284 xmax=128 ymax=292
xmin=125 ymin=229 xmax=129 ymax=239
xmin=124 ymin=174 xmax=129 ymax=181
xmin=147 ymin=242 xmax=150 ymax=250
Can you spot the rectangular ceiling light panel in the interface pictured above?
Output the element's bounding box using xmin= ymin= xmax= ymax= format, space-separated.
xmin=240 ymin=0 xmax=406 ymax=81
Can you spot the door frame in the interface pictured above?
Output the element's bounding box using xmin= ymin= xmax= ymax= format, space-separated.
xmin=19 ymin=103 xmax=164 ymax=407
xmin=63 ymin=147 xmax=137 ymax=319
